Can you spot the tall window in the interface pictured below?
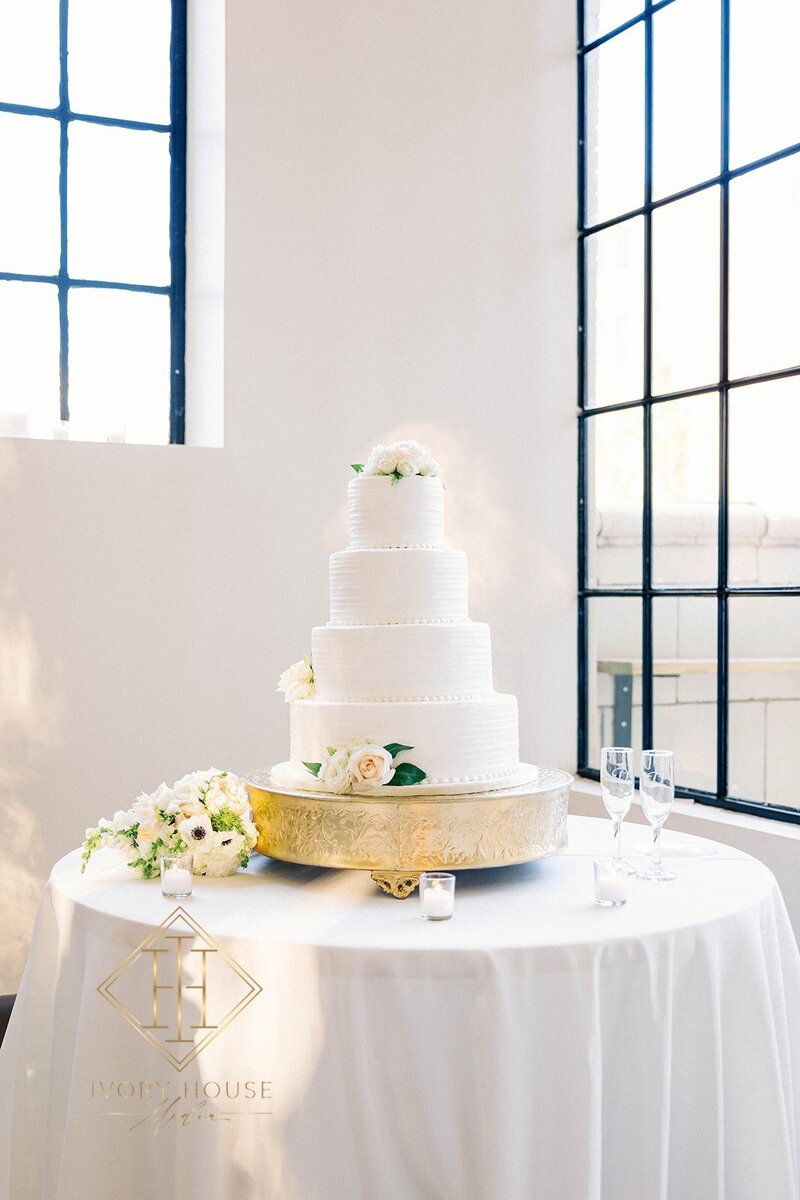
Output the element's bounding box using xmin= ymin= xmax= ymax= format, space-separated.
xmin=578 ymin=0 xmax=800 ymax=821
xmin=0 ymin=0 xmax=186 ymax=444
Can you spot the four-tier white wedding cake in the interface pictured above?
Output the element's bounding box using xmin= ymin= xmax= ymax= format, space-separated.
xmin=271 ymin=440 xmax=538 ymax=796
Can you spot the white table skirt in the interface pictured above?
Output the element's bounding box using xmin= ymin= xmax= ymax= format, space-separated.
xmin=1 ymin=815 xmax=799 ymax=1200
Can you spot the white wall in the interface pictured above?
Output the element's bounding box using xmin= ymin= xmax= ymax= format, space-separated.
xmin=0 ymin=0 xmax=578 ymax=990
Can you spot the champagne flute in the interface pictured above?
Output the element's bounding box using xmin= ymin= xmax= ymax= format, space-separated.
xmin=600 ymin=747 xmax=634 ymax=871
xmin=640 ymin=750 xmax=676 ymax=881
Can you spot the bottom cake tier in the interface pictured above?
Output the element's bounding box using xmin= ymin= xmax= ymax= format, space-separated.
xmin=281 ymin=694 xmax=528 ymax=793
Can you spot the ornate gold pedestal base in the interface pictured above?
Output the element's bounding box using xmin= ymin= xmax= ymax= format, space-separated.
xmin=370 ymin=871 xmax=422 ymax=899
xmin=245 ymin=767 xmax=572 ymax=895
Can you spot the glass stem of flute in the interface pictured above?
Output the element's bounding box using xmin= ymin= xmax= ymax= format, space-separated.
xmin=612 ymin=815 xmax=622 ymax=862
xmin=652 ymin=822 xmax=662 ymax=868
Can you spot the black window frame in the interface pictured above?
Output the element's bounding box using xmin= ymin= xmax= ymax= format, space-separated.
xmin=0 ymin=0 xmax=187 ymax=444
xmin=577 ymin=0 xmax=800 ymax=824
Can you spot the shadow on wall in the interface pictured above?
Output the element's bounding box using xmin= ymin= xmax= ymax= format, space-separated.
xmin=0 ymin=440 xmax=65 ymax=989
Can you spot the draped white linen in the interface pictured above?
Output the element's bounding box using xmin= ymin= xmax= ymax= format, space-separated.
xmin=1 ymin=816 xmax=799 ymax=1200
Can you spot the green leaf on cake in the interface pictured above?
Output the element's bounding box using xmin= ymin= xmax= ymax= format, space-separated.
xmin=351 ymin=463 xmax=364 ymax=473
xmin=386 ymin=762 xmax=426 ymax=786
xmin=384 ymin=743 xmax=414 ymax=758
xmin=303 ymin=761 xmax=322 ymax=777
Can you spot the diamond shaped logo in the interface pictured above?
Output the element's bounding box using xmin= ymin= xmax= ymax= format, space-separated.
xmin=98 ymin=906 xmax=262 ymax=1072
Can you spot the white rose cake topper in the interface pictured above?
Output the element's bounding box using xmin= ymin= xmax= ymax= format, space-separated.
xmin=352 ymin=438 xmax=441 ymax=483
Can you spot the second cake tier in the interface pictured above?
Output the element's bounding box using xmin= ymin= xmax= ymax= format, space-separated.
xmin=311 ymin=621 xmax=493 ymax=700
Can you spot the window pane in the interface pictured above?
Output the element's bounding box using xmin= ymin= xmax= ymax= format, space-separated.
xmin=587 ymin=407 xmax=643 ymax=588
xmin=729 ymin=378 xmax=800 ymax=586
xmin=0 ymin=0 xmax=59 ymax=108
xmin=585 ymin=25 xmax=644 ymax=226
xmin=0 ymin=281 xmax=59 ymax=437
xmin=68 ymin=0 xmax=171 ymax=125
xmin=586 ymin=217 xmax=644 ymax=408
xmin=584 ymin=1 xmax=642 ymax=44
xmin=652 ymin=187 xmax=720 ymax=394
xmin=68 ymin=123 xmax=170 ymax=286
xmin=729 ymin=597 xmax=800 ymax=807
xmin=653 ymin=597 xmax=717 ymax=793
xmin=728 ymin=156 xmax=800 ymax=380
xmin=587 ymin=597 xmax=642 ymax=768
xmin=68 ymin=289 xmax=170 ymax=444
xmin=652 ymin=394 xmax=719 ymax=586
xmin=730 ymin=0 xmax=800 ymax=169
xmin=0 ymin=113 xmax=60 ymax=275
xmin=653 ymin=0 xmax=720 ymax=200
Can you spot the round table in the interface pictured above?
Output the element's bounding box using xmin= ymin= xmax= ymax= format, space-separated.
xmin=1 ymin=816 xmax=799 ymax=1200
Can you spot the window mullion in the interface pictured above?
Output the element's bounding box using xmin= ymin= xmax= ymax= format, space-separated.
xmin=168 ymin=0 xmax=187 ymax=445
xmin=58 ymin=0 xmax=69 ymax=422
xmin=716 ymin=0 xmax=731 ymax=803
xmin=641 ymin=1 xmax=655 ymax=756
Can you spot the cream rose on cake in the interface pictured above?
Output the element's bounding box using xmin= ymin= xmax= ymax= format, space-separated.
xmin=348 ymin=744 xmax=395 ymax=787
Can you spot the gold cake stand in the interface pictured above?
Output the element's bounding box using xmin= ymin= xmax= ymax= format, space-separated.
xmin=245 ymin=767 xmax=572 ymax=897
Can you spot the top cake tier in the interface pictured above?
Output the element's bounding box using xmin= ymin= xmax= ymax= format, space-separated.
xmin=348 ymin=475 xmax=445 ymax=549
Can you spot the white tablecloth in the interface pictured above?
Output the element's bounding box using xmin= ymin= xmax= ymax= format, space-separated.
xmin=1 ymin=816 xmax=799 ymax=1200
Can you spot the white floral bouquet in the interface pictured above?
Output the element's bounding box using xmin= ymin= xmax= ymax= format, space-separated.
xmin=352 ymin=439 xmax=441 ymax=483
xmin=81 ymin=770 xmax=259 ymax=879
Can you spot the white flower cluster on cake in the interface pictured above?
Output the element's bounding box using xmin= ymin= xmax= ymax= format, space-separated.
xmin=304 ymin=741 xmax=426 ymax=793
xmin=352 ymin=439 xmax=441 ymax=483
xmin=81 ymin=770 xmax=258 ymax=878
xmin=277 ymin=657 xmax=315 ymax=702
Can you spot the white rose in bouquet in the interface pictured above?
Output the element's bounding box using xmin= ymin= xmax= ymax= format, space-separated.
xmin=171 ymin=770 xmax=213 ymax=817
xmin=348 ymin=744 xmax=396 ymax=787
xmin=218 ymin=773 xmax=251 ymax=816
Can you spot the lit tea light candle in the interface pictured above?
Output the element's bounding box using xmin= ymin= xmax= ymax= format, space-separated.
xmin=594 ymin=859 xmax=627 ymax=907
xmin=420 ymin=872 xmax=455 ymax=920
xmin=162 ymin=867 xmax=192 ymax=896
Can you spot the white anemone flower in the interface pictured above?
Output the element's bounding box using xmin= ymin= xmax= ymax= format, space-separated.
xmin=178 ymin=812 xmax=214 ymax=851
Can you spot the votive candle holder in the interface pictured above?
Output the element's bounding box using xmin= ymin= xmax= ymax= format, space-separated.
xmin=161 ymin=853 xmax=194 ymax=899
xmin=420 ymin=872 xmax=455 ymax=920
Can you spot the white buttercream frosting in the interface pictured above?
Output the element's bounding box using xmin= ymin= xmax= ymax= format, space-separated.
xmin=347 ymin=475 xmax=445 ymax=549
xmin=328 ymin=548 xmax=468 ymax=626
xmin=278 ymin=443 xmax=529 ymax=794
xmin=312 ymin=622 xmax=493 ymax=701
